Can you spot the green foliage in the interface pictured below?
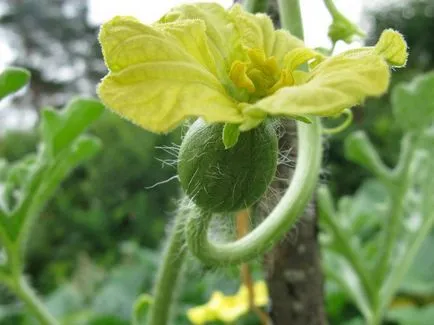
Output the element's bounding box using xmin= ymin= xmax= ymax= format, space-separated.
xmin=0 ymin=109 xmax=181 ymax=298
xmin=0 ymin=68 xmax=104 ymax=324
xmin=320 ymin=72 xmax=434 ymax=325
xmin=387 ymin=305 xmax=434 ymax=325
xmin=0 ymin=241 xmax=263 ymax=325
xmin=392 ymin=72 xmax=434 ymax=130
xmin=41 ymin=99 xmax=105 ymax=157
xmin=0 ymin=67 xmax=30 ymax=101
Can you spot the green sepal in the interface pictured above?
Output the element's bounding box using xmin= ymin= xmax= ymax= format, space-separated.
xmin=222 ymin=123 xmax=241 ymax=149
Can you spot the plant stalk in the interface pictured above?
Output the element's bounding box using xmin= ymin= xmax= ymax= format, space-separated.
xmin=277 ymin=0 xmax=304 ymax=39
xmin=10 ymin=276 xmax=59 ymax=325
xmin=146 ymin=201 xmax=189 ymax=325
xmin=243 ymin=0 xmax=269 ymax=13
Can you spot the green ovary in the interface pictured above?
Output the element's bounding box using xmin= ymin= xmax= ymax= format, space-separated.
xmin=177 ymin=119 xmax=278 ymax=213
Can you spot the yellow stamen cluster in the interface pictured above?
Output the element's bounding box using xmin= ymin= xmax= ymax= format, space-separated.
xmin=230 ymin=48 xmax=294 ymax=100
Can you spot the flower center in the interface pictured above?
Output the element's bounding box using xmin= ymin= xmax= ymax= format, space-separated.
xmin=229 ymin=48 xmax=294 ymax=102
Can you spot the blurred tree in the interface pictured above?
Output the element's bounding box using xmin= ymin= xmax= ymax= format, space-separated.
xmin=0 ymin=112 xmax=181 ymax=294
xmin=0 ymin=0 xmax=105 ymax=110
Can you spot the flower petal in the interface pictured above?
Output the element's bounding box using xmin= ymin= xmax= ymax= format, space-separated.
xmin=253 ymin=281 xmax=269 ymax=306
xmin=374 ymin=29 xmax=408 ymax=67
xmin=154 ymin=20 xmax=218 ymax=76
xmin=284 ymin=48 xmax=325 ymax=72
xmin=99 ymin=63 xmax=242 ymax=133
xmin=187 ymin=305 xmax=216 ymax=325
xmin=98 ymin=16 xmax=242 ymax=133
xmin=159 ymin=3 xmax=243 ymax=78
xmin=248 ymin=49 xmax=390 ymax=117
xmin=229 ymin=4 xmax=304 ymax=65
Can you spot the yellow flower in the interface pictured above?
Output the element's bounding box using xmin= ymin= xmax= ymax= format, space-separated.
xmin=187 ymin=281 xmax=269 ymax=325
xmin=97 ymin=3 xmax=407 ymax=133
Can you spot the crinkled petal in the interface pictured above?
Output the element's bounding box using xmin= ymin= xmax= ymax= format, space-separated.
xmin=229 ymin=4 xmax=304 ymax=65
xmin=247 ymin=49 xmax=390 ymax=117
xmin=374 ymin=29 xmax=408 ymax=67
xmin=153 ymin=20 xmax=218 ymax=76
xmin=272 ymin=30 xmax=305 ymax=66
xmin=159 ymin=3 xmax=244 ymax=78
xmin=284 ymin=47 xmax=325 ymax=71
xmin=98 ymin=16 xmax=242 ymax=133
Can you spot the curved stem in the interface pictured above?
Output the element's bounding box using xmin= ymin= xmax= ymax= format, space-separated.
xmin=10 ymin=276 xmax=58 ymax=325
xmin=186 ymin=118 xmax=322 ymax=265
xmin=145 ymin=201 xmax=189 ymax=325
xmin=322 ymin=109 xmax=353 ymax=135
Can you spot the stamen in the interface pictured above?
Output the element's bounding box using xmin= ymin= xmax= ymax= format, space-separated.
xmin=230 ymin=61 xmax=256 ymax=93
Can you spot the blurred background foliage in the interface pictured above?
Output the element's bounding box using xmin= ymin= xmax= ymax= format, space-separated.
xmin=0 ymin=0 xmax=433 ymax=324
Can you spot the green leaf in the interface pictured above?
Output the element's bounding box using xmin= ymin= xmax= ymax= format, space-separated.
xmin=344 ymin=131 xmax=390 ymax=177
xmin=8 ymin=136 xmax=101 ymax=241
xmin=0 ymin=303 xmax=22 ymax=322
xmin=340 ymin=317 xmax=365 ymax=325
xmin=44 ymin=284 xmax=84 ymax=318
xmin=324 ymin=252 xmax=373 ymax=321
xmin=400 ymin=235 xmax=434 ymax=296
xmin=344 ymin=180 xmax=388 ymax=234
xmin=0 ymin=67 xmax=30 ymax=101
xmin=0 ymin=159 xmax=8 ymax=182
xmin=2 ymin=155 xmax=34 ymax=212
xmin=222 ymin=123 xmax=240 ymax=149
xmin=387 ymin=305 xmax=434 ymax=325
xmin=133 ymin=294 xmax=153 ymax=325
xmin=41 ymin=98 xmax=104 ymax=157
xmin=392 ymin=72 xmax=434 ymax=131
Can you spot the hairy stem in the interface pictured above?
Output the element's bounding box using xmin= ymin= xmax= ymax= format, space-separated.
xmin=146 ymin=202 xmax=189 ymax=325
xmin=10 ymin=276 xmax=58 ymax=325
xmin=186 ymin=118 xmax=322 ymax=265
xmin=243 ymin=0 xmax=269 ymax=13
xmin=277 ymin=0 xmax=304 ymax=39
xmin=323 ymin=0 xmax=341 ymax=19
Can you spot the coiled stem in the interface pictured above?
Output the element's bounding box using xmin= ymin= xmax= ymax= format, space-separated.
xmin=186 ymin=118 xmax=322 ymax=266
